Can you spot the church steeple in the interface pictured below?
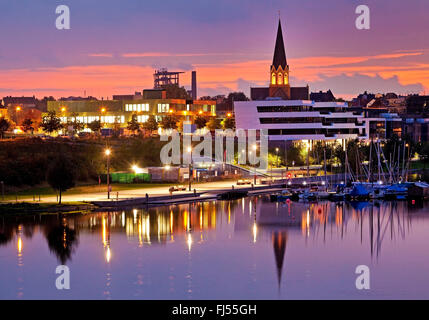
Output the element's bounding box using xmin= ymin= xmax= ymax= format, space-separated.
xmin=269 ymin=19 xmax=291 ymax=99
xmin=272 ymin=20 xmax=287 ymax=69
xmin=272 ymin=231 xmax=288 ymax=290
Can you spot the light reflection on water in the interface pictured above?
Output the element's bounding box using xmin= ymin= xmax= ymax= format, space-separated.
xmin=1 ymin=196 xmax=429 ymax=299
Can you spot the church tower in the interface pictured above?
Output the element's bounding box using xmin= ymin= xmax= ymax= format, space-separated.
xmin=269 ymin=20 xmax=291 ymax=99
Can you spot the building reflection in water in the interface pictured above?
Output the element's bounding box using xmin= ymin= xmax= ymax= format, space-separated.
xmin=17 ymin=224 xmax=24 ymax=299
xmin=0 ymin=196 xmax=427 ymax=296
xmin=272 ymin=231 xmax=287 ymax=290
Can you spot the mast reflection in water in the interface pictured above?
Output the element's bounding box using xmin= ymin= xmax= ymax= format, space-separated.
xmin=0 ymin=197 xmax=428 ymax=299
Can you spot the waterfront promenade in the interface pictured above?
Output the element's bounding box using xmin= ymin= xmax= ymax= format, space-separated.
xmin=0 ymin=180 xmax=267 ymax=205
xmin=1 ymin=173 xmax=351 ymax=208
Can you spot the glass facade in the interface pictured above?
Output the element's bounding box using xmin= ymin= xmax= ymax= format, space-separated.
xmin=125 ymin=103 xmax=150 ymax=112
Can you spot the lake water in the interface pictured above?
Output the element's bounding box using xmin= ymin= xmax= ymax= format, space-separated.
xmin=1 ymin=196 xmax=429 ymax=299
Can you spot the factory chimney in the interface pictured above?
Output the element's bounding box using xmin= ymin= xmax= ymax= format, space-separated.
xmin=191 ymin=71 xmax=197 ymax=100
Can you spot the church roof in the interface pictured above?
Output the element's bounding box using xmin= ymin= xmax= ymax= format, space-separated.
xmin=272 ymin=20 xmax=287 ymax=69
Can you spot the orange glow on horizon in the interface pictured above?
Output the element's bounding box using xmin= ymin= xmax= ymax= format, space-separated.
xmin=0 ymin=50 xmax=427 ymax=101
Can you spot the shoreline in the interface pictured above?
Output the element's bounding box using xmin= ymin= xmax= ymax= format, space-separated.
xmin=0 ymin=183 xmax=285 ymax=214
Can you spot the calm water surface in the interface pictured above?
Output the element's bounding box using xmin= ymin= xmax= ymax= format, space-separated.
xmin=1 ymin=196 xmax=429 ymax=299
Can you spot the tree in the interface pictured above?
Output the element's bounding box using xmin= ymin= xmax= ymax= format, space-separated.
xmin=67 ymin=112 xmax=85 ymax=135
xmin=164 ymin=84 xmax=191 ymax=99
xmin=207 ymin=118 xmax=222 ymax=130
xmin=22 ymin=118 xmax=34 ymax=134
xmin=112 ymin=116 xmax=122 ymax=137
xmin=227 ymin=92 xmax=249 ymax=102
xmin=418 ymin=142 xmax=429 ymax=169
xmin=41 ymin=111 xmax=63 ymax=135
xmin=47 ymin=156 xmax=76 ymax=204
xmin=88 ymin=120 xmax=102 ymax=135
xmin=333 ymin=143 xmax=346 ymax=170
xmin=194 ymin=116 xmax=208 ymax=129
xmin=160 ymin=115 xmax=178 ymax=130
xmin=0 ymin=118 xmax=11 ymax=139
xmin=287 ymin=145 xmax=305 ymax=166
xmin=127 ymin=114 xmax=140 ymax=134
xmin=45 ymin=224 xmax=78 ymax=264
xmin=223 ymin=117 xmax=235 ymax=130
xmin=142 ymin=115 xmax=159 ymax=134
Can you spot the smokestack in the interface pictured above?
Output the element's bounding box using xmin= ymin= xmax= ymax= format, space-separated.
xmin=191 ymin=71 xmax=197 ymax=100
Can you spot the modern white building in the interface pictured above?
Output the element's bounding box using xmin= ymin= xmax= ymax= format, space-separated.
xmin=234 ymin=99 xmax=366 ymax=142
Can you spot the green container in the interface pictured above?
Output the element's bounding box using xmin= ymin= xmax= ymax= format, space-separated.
xmin=110 ymin=172 xmax=151 ymax=183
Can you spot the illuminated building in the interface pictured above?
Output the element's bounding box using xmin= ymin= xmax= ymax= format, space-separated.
xmin=47 ymin=94 xmax=216 ymax=133
xmin=234 ymin=19 xmax=367 ymax=143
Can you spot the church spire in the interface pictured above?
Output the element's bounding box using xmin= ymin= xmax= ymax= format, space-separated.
xmin=272 ymin=19 xmax=287 ymax=69
xmin=269 ymin=18 xmax=290 ymax=99
xmin=272 ymin=231 xmax=288 ymax=290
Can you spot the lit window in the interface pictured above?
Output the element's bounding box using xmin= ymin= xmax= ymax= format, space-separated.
xmin=272 ymin=73 xmax=276 ymax=85
xmin=158 ymin=103 xmax=169 ymax=113
xmin=278 ymin=73 xmax=283 ymax=85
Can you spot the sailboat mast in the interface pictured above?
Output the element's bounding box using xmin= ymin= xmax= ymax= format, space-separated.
xmin=402 ymin=140 xmax=406 ymax=180
xmin=369 ymin=138 xmax=373 ymax=183
xmin=377 ymin=139 xmax=381 ymax=183
xmin=324 ymin=144 xmax=327 ymax=191
xmin=344 ymin=140 xmax=348 ymax=184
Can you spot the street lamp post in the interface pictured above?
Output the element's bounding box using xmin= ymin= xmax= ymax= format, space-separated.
xmin=274 ymin=147 xmax=279 ymax=182
xmin=275 ymin=148 xmax=279 ymax=167
xmin=188 ymin=147 xmax=192 ymax=191
xmin=163 ymin=164 xmax=170 ymax=181
xmin=15 ymin=106 xmax=21 ymax=126
xmin=252 ymin=144 xmax=257 ymax=185
xmin=105 ymin=148 xmax=111 ymax=199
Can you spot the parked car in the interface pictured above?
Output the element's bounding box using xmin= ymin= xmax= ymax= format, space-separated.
xmin=237 ymin=179 xmax=251 ymax=185
xmin=171 ymin=185 xmax=187 ymax=191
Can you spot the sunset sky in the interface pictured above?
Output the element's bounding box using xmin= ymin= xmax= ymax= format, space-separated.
xmin=0 ymin=0 xmax=428 ymax=100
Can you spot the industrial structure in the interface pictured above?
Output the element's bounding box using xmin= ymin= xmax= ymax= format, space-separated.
xmin=153 ymin=69 xmax=184 ymax=89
